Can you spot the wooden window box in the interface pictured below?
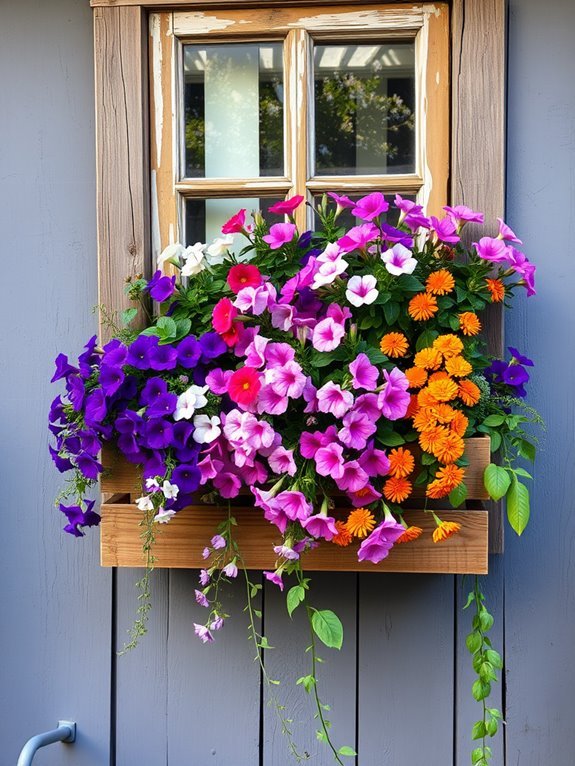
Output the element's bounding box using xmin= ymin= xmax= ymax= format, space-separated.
xmin=100 ymin=436 xmax=491 ymax=574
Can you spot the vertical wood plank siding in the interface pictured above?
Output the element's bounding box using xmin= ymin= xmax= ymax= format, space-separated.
xmin=94 ymin=2 xmax=507 ymax=763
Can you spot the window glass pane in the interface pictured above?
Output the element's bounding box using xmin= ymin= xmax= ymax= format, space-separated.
xmin=185 ymin=197 xmax=284 ymax=245
xmin=313 ymin=44 xmax=416 ymax=176
xmin=183 ymin=44 xmax=284 ymax=179
xmin=313 ymin=194 xmax=414 ymax=230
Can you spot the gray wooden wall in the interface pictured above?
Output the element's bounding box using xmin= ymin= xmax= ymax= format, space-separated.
xmin=0 ymin=0 xmax=573 ymax=764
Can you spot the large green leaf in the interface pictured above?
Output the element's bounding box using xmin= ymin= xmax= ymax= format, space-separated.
xmin=483 ymin=463 xmax=511 ymax=501
xmin=311 ymin=609 xmax=343 ymax=650
xmin=507 ymin=477 xmax=530 ymax=535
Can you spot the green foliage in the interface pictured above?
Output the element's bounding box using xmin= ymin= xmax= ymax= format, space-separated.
xmin=483 ymin=464 xmax=511 ymax=501
xmin=506 ymin=476 xmax=530 ymax=535
xmin=311 ymin=609 xmax=344 ymax=650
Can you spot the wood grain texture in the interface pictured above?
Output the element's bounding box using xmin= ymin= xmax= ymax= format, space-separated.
xmin=100 ymin=437 xmax=492 ymax=499
xmin=357 ymin=573 xmax=455 ymax=764
xmin=452 ymin=0 xmax=506 ymax=555
xmin=95 ymin=4 xmax=150 ymax=340
xmin=101 ymin=503 xmax=488 ymax=573
xmin=92 ymin=0 xmax=418 ymax=6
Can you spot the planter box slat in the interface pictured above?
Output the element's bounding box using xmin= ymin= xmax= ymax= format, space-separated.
xmin=100 ymin=504 xmax=488 ymax=574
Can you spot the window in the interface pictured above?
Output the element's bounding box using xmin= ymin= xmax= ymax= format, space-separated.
xmin=149 ymin=4 xmax=449 ymax=256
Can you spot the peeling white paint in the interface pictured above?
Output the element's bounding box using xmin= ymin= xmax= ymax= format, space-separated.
xmin=174 ymin=13 xmax=238 ymax=35
xmin=150 ymin=169 xmax=161 ymax=264
xmin=287 ymin=9 xmax=424 ymax=31
xmin=150 ymin=14 xmax=163 ymax=166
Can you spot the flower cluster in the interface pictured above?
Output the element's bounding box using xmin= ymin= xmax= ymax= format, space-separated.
xmin=50 ymin=191 xmax=538 ymax=568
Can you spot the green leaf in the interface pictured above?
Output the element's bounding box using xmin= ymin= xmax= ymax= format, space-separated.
xmin=383 ymin=301 xmax=400 ymax=326
xmin=486 ymin=718 xmax=499 ymax=737
xmin=364 ymin=348 xmax=388 ymax=365
xmin=485 ymin=649 xmax=503 ymax=669
xmin=462 ymin=591 xmax=475 ymax=610
xmin=311 ymin=609 xmax=343 ymax=650
xmin=296 ymin=674 xmax=316 ymax=693
xmin=415 ymin=328 xmax=439 ymax=351
xmin=310 ymin=350 xmax=337 ymax=368
xmin=337 ymin=746 xmax=357 ymax=757
xmin=483 ymin=463 xmax=511 ymax=501
xmin=490 ymin=431 xmax=502 ymax=453
xmin=472 ymin=721 xmax=487 ymax=740
xmin=140 ymin=326 xmax=161 ymax=337
xmin=512 ymin=466 xmax=533 ymax=480
xmin=466 ymin=631 xmax=482 ymax=654
xmin=421 ymin=451 xmax=436 ymax=466
xmin=517 ymin=438 xmax=536 ymax=462
xmin=121 ymin=307 xmax=138 ymax=326
xmin=479 ymin=610 xmax=494 ymax=632
xmin=156 ymin=316 xmax=177 ymax=337
xmin=472 ymin=679 xmax=491 ymax=701
xmin=449 ymin=482 xmax=468 ymax=508
xmin=483 ymin=414 xmax=506 ymax=427
xmin=376 ymin=430 xmax=405 ymax=447
xmin=286 ymin=585 xmax=305 ymax=618
xmin=471 ymin=747 xmax=486 ymax=765
xmin=507 ymin=477 xmax=530 ymax=535
xmin=398 ymin=274 xmax=424 ymax=292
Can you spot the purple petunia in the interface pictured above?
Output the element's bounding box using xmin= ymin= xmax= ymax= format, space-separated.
xmin=60 ymin=500 xmax=101 ymax=537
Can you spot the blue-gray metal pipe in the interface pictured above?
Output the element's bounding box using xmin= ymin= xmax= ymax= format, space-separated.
xmin=17 ymin=721 xmax=76 ymax=766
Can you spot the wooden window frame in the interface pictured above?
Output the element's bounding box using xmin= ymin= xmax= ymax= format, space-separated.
xmin=92 ymin=0 xmax=505 ymax=551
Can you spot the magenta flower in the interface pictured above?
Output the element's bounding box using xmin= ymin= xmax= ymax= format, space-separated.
xmin=193 ymin=623 xmax=215 ymax=643
xmin=243 ymin=416 xmax=275 ymax=450
xmin=430 ymin=215 xmax=460 ymax=244
xmin=326 ymin=302 xmax=352 ymax=325
xmin=507 ymin=246 xmax=536 ymax=295
xmin=338 ymin=411 xmax=376 ymax=450
xmin=257 ymin=385 xmax=289 ymax=415
xmin=242 ymin=460 xmax=269 ymax=486
xmin=301 ymin=513 xmax=338 ymax=541
xmin=314 ymin=443 xmax=345 ymax=478
xmin=378 ymin=368 xmax=410 ymax=420
xmin=234 ymin=283 xmax=276 ymax=315
xmin=347 ymin=484 xmax=382 ymax=507
xmin=358 ymin=443 xmax=390 ymax=477
xmin=353 ymin=392 xmax=381 ymax=420
xmin=221 ymin=209 xmax=246 ymax=234
xmin=195 ymin=589 xmax=209 ymax=608
xmin=300 ymin=430 xmax=330 ymax=459
xmin=265 ymin=342 xmax=295 ymax=369
xmin=497 ymin=217 xmax=523 ymax=244
xmin=337 ymin=223 xmax=379 ymax=253
xmin=316 ymin=242 xmax=345 ymax=264
xmin=312 ymin=317 xmax=345 ymax=352
xmin=394 ymin=194 xmax=422 ymax=216
xmin=274 ymin=491 xmax=313 ymax=521
xmin=328 ymin=191 xmax=355 ymax=212
xmin=443 ymin=205 xmax=484 ymax=226
xmin=404 ymin=212 xmax=431 ymax=232
xmin=267 ymin=360 xmax=306 ymax=398
xmin=381 ymin=243 xmax=418 ymax=276
xmin=268 ymin=446 xmax=297 ymax=476
xmin=352 ymin=191 xmax=389 ymax=221
xmin=357 ymin=518 xmax=405 ymax=564
xmin=316 ymin=381 xmax=354 ymax=418
xmin=211 ymin=534 xmax=226 ymax=550
xmin=274 ymin=544 xmax=299 ymax=561
xmin=244 ymin=335 xmax=269 ymax=368
xmin=335 ymin=460 xmax=369 ymax=492
xmin=214 ymin=471 xmax=242 ymax=498
xmin=263 ymin=222 xmax=297 ymax=250
xmin=474 ymin=236 xmax=509 ymax=263
xmin=303 ymin=378 xmax=319 ymax=413
xmin=270 ymin=303 xmax=295 ymax=331
xmin=268 ymin=195 xmax=304 ymax=215
xmin=311 ymin=257 xmax=348 ymax=289
xmin=349 ymin=353 xmax=379 ymax=390
xmin=264 ymin=570 xmax=284 ymax=591
xmin=345 ymin=274 xmax=379 ymax=307
xmin=205 ymin=368 xmax=233 ymax=395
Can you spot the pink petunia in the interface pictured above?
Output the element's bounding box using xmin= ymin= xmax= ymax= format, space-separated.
xmin=268 ymin=195 xmax=304 ymax=215
xmin=311 ymin=257 xmax=348 ymax=289
xmin=347 ymin=483 xmax=382 ymax=507
xmin=335 ymin=460 xmax=369 ymax=492
xmin=316 ymin=242 xmax=346 ymax=264
xmin=507 ymin=247 xmax=536 ymax=296
xmin=213 ymin=471 xmax=242 ymax=498
xmin=430 ymin=216 xmax=460 ymax=244
xmin=266 ymin=360 xmax=306 ymax=399
xmin=265 ymin=342 xmax=296 ymax=368
xmin=381 ymin=243 xmax=418 ymax=276
xmin=345 ymin=274 xmax=379 ymax=307
xmin=316 ymin=381 xmax=354 ymax=418
xmin=337 ymin=223 xmax=380 ymax=253
xmin=349 ymin=353 xmax=379 ymax=391
xmin=222 ymin=209 xmax=247 ymax=234
xmin=205 ymin=368 xmax=233 ymax=395
xmin=257 ymin=385 xmax=289 ymax=415
xmin=352 ymin=393 xmax=381 ymax=420
xmin=243 ymin=416 xmax=275 ymax=450
xmin=314 ymin=443 xmax=345 ymax=479
xmin=378 ymin=368 xmax=410 ymax=421
xmin=357 ymin=518 xmax=405 ymax=564
xmin=234 ymin=283 xmax=277 ymax=315
xmin=352 ymin=191 xmax=389 ymax=221
xmin=328 ymin=191 xmax=355 ymax=212
xmin=263 ymin=570 xmax=284 ymax=590
xmin=474 ymin=236 xmax=509 ymax=263
xmin=358 ymin=443 xmax=390 ymax=477
xmin=302 ymin=378 xmax=319 ymax=413
xmin=274 ymin=490 xmax=313 ymax=521
xmin=338 ymin=411 xmax=376 ymax=450
xmin=300 ymin=430 xmax=330 ymax=459
xmin=227 ymin=264 xmax=262 ymax=294
xmin=300 ymin=513 xmax=338 ymax=541
xmin=268 ymin=446 xmax=297 ymax=476
xmin=244 ymin=335 xmax=270 ymax=368
xmin=394 ymin=194 xmax=422 ymax=216
xmin=263 ymin=223 xmax=297 ymax=250
xmin=270 ymin=303 xmax=295 ymax=331
xmin=242 ymin=460 xmax=269 ymax=486
xmin=443 ymin=205 xmax=484 ymax=226
xmin=212 ymin=297 xmax=238 ymax=334
xmin=228 ymin=367 xmax=262 ymax=406
xmin=312 ymin=317 xmax=345 ymax=352
xmin=497 ymin=217 xmax=523 ymax=244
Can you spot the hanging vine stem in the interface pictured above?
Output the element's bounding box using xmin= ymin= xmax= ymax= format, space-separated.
xmin=119 ymin=508 xmax=156 ymax=654
xmin=464 ymin=575 xmax=504 ymax=766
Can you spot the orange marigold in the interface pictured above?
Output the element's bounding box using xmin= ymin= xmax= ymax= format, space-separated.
xmin=383 ymin=477 xmax=412 ymax=503
xmin=458 ymin=379 xmax=481 ymax=406
xmin=427 ymin=377 xmax=459 ymax=402
xmin=437 ymin=463 xmax=466 ymax=488
xmin=417 ymin=387 xmax=439 ymax=407
xmin=408 ymin=293 xmax=438 ymax=321
xmin=396 ymin=525 xmax=424 ymax=544
xmin=450 ymin=410 xmax=469 ymax=437
xmin=405 ymin=366 xmax=428 ymax=389
xmin=414 ymin=347 xmax=443 ymax=370
xmin=426 ymin=269 xmax=455 ymax=295
xmin=432 ymin=520 xmax=462 ymax=543
xmin=332 ymin=520 xmax=353 ymax=547
xmin=380 ymin=332 xmax=409 ymax=358
xmin=413 ymin=407 xmax=438 ymax=432
xmin=432 ymin=431 xmax=465 ymax=464
xmin=345 ymin=508 xmax=377 ymax=539
xmin=428 ymin=403 xmax=456 ymax=424
xmin=445 ymin=355 xmax=473 ymax=378
xmin=405 ymin=394 xmax=420 ymax=419
xmin=388 ymin=447 xmax=415 ymax=478
xmin=459 ymin=311 xmax=482 ymax=336
xmin=426 ymin=478 xmax=452 ymax=499
xmin=486 ymin=278 xmax=505 ymax=302
xmin=433 ymin=334 xmax=464 ymax=359
xmin=418 ymin=424 xmax=449 ymax=453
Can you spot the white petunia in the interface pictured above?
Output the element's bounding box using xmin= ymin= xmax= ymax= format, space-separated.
xmin=311 ymin=257 xmax=349 ymax=290
xmin=381 ymin=243 xmax=418 ymax=276
xmin=205 ymin=235 xmax=234 ymax=265
xmin=157 ymin=242 xmax=185 ymax=268
xmin=174 ymin=384 xmax=209 ymax=421
xmin=154 ymin=507 xmax=177 ymax=524
xmin=193 ymin=414 xmax=222 ymax=444
xmin=161 ymin=480 xmax=179 ymax=500
xmin=180 ymin=242 xmax=207 ymax=276
xmin=136 ymin=495 xmax=154 ymax=512
xmin=145 ymin=477 xmax=160 ymax=491
xmin=345 ymin=274 xmax=379 ymax=307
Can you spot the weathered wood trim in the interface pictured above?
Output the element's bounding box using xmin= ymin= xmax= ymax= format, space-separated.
xmin=95 ymin=5 xmax=150 ymax=340
xmin=451 ymin=0 xmax=506 ymax=553
xmin=92 ymin=0 xmax=420 ymax=9
xmin=101 ymin=503 xmax=488 ymax=573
